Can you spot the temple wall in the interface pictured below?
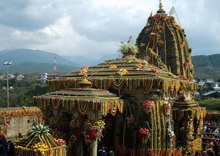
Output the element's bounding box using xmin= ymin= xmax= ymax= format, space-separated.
xmin=0 ymin=107 xmax=42 ymax=141
xmin=5 ymin=115 xmax=39 ymax=140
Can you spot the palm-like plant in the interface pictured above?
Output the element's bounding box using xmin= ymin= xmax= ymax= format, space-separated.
xmin=29 ymin=124 xmax=50 ymax=137
xmin=119 ymin=36 xmax=138 ymax=56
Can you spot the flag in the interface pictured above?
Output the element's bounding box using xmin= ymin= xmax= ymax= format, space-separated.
xmin=169 ymin=6 xmax=175 ymax=16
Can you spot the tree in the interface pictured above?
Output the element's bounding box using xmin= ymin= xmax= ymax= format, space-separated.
xmin=0 ymin=73 xmax=47 ymax=107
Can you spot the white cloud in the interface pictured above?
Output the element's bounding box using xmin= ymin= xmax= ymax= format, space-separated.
xmin=31 ymin=15 xmax=118 ymax=57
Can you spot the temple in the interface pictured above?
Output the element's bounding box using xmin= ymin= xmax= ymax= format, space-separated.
xmin=31 ymin=1 xmax=206 ymax=156
xmin=136 ymin=2 xmax=194 ymax=81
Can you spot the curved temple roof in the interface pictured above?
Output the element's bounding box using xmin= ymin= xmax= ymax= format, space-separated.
xmin=136 ymin=2 xmax=194 ymax=80
xmin=47 ymin=55 xmax=197 ymax=93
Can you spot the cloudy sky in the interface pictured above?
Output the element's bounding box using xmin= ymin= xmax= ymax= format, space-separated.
xmin=0 ymin=0 xmax=219 ymax=58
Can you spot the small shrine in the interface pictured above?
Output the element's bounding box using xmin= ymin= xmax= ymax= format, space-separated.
xmin=15 ymin=124 xmax=67 ymax=156
xmin=34 ymin=79 xmax=124 ymax=155
xmin=33 ymin=1 xmax=206 ymax=156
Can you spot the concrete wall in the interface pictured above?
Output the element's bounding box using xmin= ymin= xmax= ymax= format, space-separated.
xmin=5 ymin=115 xmax=39 ymax=140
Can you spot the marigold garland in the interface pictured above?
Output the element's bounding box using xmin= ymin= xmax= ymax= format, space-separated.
xmin=111 ymin=78 xmax=126 ymax=90
xmin=77 ymin=100 xmax=90 ymax=116
xmin=18 ymin=111 xmax=25 ymax=118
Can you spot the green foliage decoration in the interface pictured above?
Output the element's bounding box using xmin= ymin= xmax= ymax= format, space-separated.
xmin=119 ymin=36 xmax=138 ymax=55
xmin=29 ymin=124 xmax=50 ymax=137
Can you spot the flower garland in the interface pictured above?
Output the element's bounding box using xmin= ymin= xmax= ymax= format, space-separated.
xmin=138 ymin=128 xmax=151 ymax=144
xmin=0 ymin=109 xmax=43 ymax=136
xmin=116 ymin=68 xmax=129 ymax=76
xmin=8 ymin=111 xmax=15 ymax=118
xmin=56 ymin=139 xmax=67 ymax=146
xmin=28 ymin=110 xmax=34 ymax=117
xmin=32 ymin=142 xmax=49 ymax=154
xmin=164 ymin=104 xmax=171 ymax=115
xmin=111 ymin=78 xmax=126 ymax=90
xmin=109 ymin=65 xmax=117 ymax=70
xmin=144 ymin=79 xmax=155 ymax=93
xmin=83 ymin=119 xmax=105 ymax=145
xmin=69 ymin=118 xmax=83 ymax=144
xmin=135 ymin=64 xmax=145 ymax=70
xmin=17 ymin=110 xmax=25 ymax=118
xmin=77 ymin=100 xmax=90 ymax=116
xmin=142 ymin=101 xmax=154 ymax=114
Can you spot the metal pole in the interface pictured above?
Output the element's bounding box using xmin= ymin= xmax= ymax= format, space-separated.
xmin=6 ymin=64 xmax=9 ymax=108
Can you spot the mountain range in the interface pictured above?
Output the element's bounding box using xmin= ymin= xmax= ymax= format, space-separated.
xmin=0 ymin=49 xmax=80 ymax=74
xmin=0 ymin=49 xmax=220 ymax=79
xmin=63 ymin=54 xmax=118 ymax=67
xmin=0 ymin=49 xmax=79 ymax=69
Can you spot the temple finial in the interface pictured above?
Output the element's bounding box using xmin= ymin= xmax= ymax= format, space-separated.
xmin=157 ymin=0 xmax=165 ymax=13
xmin=159 ymin=0 xmax=163 ymax=9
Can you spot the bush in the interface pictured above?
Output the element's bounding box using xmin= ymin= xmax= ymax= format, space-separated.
xmin=197 ymin=98 xmax=220 ymax=111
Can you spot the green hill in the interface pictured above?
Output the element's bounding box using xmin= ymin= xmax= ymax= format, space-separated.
xmin=192 ymin=54 xmax=220 ymax=79
xmin=0 ymin=62 xmax=79 ymax=74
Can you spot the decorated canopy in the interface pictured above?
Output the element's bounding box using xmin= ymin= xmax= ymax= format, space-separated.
xmin=15 ymin=124 xmax=67 ymax=156
xmin=47 ymin=54 xmax=197 ymax=95
xmin=173 ymin=99 xmax=200 ymax=109
xmin=34 ymin=82 xmax=124 ymax=116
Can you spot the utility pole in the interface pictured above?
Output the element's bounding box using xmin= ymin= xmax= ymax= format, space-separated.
xmin=3 ymin=61 xmax=12 ymax=108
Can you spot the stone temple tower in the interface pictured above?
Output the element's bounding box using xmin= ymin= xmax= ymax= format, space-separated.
xmin=136 ymin=1 xmax=194 ymax=81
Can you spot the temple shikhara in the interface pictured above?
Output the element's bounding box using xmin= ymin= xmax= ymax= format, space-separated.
xmin=13 ymin=1 xmax=208 ymax=156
